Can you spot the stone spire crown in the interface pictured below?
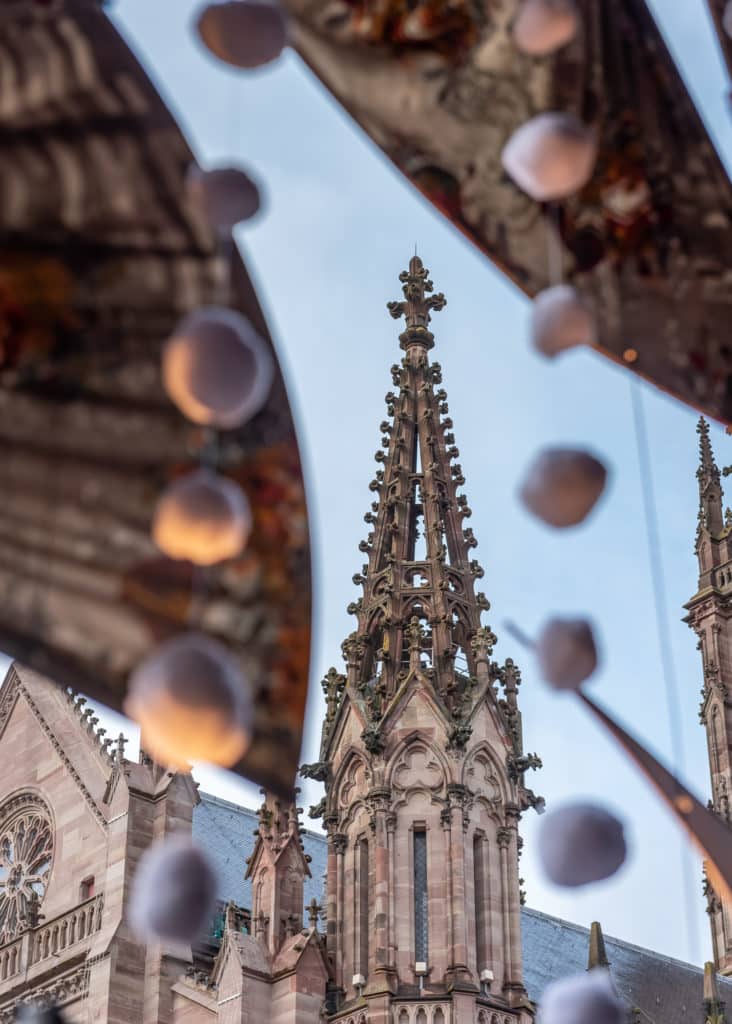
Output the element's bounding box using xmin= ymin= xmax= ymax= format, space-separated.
xmin=334 ymin=255 xmax=503 ymax=755
xmin=697 ymin=417 xmax=724 ymax=541
xmin=386 ymin=253 xmax=446 ymax=348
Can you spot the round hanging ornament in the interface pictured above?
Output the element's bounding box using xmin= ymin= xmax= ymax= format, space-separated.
xmin=162 ymin=306 xmax=274 ymax=430
xmin=519 ymin=447 xmax=608 ymax=528
xmin=538 ymin=969 xmax=626 ymax=1024
xmin=536 ymin=616 xmax=598 ymax=691
xmin=512 ymin=0 xmax=579 ymax=56
xmin=196 ymin=0 xmax=288 ymax=69
xmin=125 ymin=631 xmax=253 ymax=769
xmin=502 ymin=112 xmax=597 ymax=202
xmin=153 ymin=468 xmax=252 ymax=566
xmin=531 ymin=284 xmax=595 ymax=358
xmin=186 ymin=164 xmax=261 ymax=234
xmin=130 ymin=836 xmax=218 ymax=943
xmin=538 ymin=802 xmax=627 ymax=887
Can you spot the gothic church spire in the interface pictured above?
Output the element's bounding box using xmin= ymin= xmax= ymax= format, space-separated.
xmin=305 ymin=254 xmax=538 ymax=1021
xmin=338 ymin=254 xmax=501 ymax=752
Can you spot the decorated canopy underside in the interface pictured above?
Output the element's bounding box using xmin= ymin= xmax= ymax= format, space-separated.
xmin=286 ymin=0 xmax=732 ymax=421
xmin=0 ymin=0 xmax=311 ymax=797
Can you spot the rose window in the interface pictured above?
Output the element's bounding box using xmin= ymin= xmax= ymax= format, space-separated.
xmin=0 ymin=805 xmax=53 ymax=944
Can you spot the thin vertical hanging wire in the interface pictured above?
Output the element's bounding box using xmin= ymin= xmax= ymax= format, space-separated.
xmin=187 ymin=71 xmax=239 ymax=633
xmin=629 ymin=377 xmax=701 ymax=961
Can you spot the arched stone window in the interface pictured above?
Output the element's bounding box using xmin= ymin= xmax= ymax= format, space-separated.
xmin=416 ymin=1009 xmax=427 ymax=1024
xmin=413 ymin=829 xmax=428 ymax=963
xmin=712 ymin=707 xmax=723 ymax=776
xmin=0 ymin=794 xmax=53 ymax=944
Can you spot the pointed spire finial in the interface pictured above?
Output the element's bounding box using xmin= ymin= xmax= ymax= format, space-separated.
xmin=704 ymin=961 xmax=727 ymax=1023
xmin=587 ymin=921 xmax=610 ymax=970
xmin=386 ymin=254 xmax=446 ymax=350
xmin=696 ymin=417 xmax=724 ymax=539
xmin=698 ymin=418 xmax=720 ymax=481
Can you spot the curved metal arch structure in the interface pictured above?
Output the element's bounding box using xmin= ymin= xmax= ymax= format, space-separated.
xmin=285 ymin=0 xmax=732 ymax=422
xmin=0 ymin=0 xmax=311 ymax=797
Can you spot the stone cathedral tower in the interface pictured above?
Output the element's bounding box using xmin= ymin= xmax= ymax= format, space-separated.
xmin=685 ymin=418 xmax=732 ymax=976
xmin=304 ymin=256 xmax=540 ymax=1024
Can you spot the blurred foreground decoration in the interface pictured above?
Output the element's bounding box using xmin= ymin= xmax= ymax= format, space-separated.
xmin=0 ymin=1 xmax=311 ymax=796
xmin=284 ymin=0 xmax=732 ymax=421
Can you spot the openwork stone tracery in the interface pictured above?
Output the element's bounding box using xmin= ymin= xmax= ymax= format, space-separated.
xmin=0 ymin=796 xmax=53 ymax=944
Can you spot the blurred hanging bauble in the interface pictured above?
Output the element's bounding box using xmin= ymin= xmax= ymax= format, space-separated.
xmin=538 ymin=802 xmax=627 ymax=887
xmin=153 ymin=468 xmax=252 ymax=566
xmin=539 ymin=969 xmax=625 ymax=1024
xmin=125 ymin=632 xmax=253 ymax=769
xmin=531 ymin=284 xmax=595 ymax=358
xmin=196 ymin=0 xmax=288 ymax=69
xmin=15 ymin=1008 xmax=66 ymax=1023
xmin=724 ymin=2 xmax=732 ymax=38
xmin=536 ymin=616 xmax=597 ymax=690
xmin=501 ymin=113 xmax=597 ymax=202
xmin=186 ymin=165 xmax=261 ymax=234
xmin=512 ymin=0 xmax=579 ymax=56
xmin=130 ymin=836 xmax=217 ymax=944
xmin=519 ymin=447 xmax=607 ymax=527
xmin=162 ymin=307 xmax=274 ymax=429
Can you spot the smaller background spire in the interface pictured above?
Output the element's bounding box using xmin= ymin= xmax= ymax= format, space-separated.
xmin=704 ymin=961 xmax=727 ymax=1024
xmin=587 ymin=921 xmax=610 ymax=970
xmin=697 ymin=417 xmax=724 ymax=540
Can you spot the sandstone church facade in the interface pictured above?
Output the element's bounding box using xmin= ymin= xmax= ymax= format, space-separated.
xmin=0 ymin=258 xmax=730 ymax=1023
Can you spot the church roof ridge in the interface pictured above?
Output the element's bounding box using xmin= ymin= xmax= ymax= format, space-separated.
xmin=521 ymin=904 xmax=728 ymax=980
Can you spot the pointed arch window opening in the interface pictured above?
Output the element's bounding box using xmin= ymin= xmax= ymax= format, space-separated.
xmin=400 ymin=603 xmax=434 ymax=670
xmin=408 ymin=479 xmax=429 ymax=564
xmin=473 ymin=833 xmax=489 ymax=973
xmin=450 ymin=609 xmax=472 ymax=680
xmin=364 ymin=620 xmax=386 ymax=687
xmin=413 ymin=425 xmax=424 ymax=477
xmin=413 ymin=828 xmax=429 ymax=965
xmin=356 ymin=837 xmax=369 ymax=980
xmin=712 ymin=708 xmax=723 ymax=777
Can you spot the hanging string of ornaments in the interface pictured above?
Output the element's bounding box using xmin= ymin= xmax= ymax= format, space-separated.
xmin=128 ymin=0 xmax=292 ymax=949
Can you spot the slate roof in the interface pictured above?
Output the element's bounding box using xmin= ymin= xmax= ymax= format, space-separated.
xmin=192 ymin=793 xmax=328 ymax=912
xmin=193 ymin=795 xmax=729 ymax=1022
xmin=521 ymin=906 xmax=732 ymax=1023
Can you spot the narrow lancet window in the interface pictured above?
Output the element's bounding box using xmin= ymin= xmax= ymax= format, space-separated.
xmin=358 ymin=837 xmax=369 ymax=978
xmin=414 ymin=829 xmax=428 ymax=963
xmin=474 ymin=834 xmax=488 ymax=970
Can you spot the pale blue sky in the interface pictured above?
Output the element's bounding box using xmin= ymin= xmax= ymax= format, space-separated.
xmin=68 ymin=0 xmax=732 ymax=967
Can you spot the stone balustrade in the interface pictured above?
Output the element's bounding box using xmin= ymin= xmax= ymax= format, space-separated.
xmin=392 ymin=1003 xmax=452 ymax=1024
xmin=0 ymin=938 xmax=22 ymax=983
xmin=0 ymin=893 xmax=104 ymax=982
xmin=30 ymin=894 xmax=104 ymax=967
xmin=475 ymin=1010 xmax=518 ymax=1024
